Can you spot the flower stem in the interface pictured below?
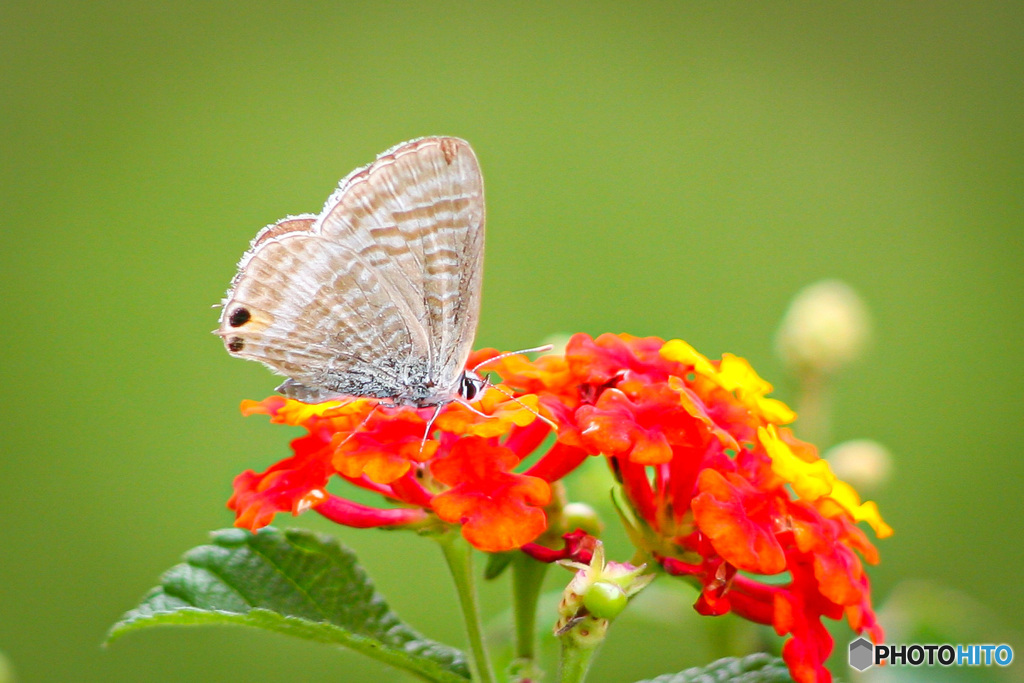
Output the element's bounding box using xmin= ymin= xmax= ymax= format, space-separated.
xmin=796 ymin=370 xmax=833 ymax=446
xmin=437 ymin=532 xmax=496 ymax=683
xmin=509 ymin=553 xmax=549 ymax=678
xmin=558 ymin=639 xmax=598 ymax=683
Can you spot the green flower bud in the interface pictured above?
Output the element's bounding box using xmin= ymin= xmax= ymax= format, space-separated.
xmin=582 ymin=581 xmax=629 ymax=619
xmin=554 ymin=540 xmax=654 ymax=648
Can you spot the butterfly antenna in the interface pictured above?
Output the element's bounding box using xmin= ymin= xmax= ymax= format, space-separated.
xmin=469 ymin=344 xmax=554 ymax=373
xmin=486 ymin=382 xmax=559 ymax=430
xmin=466 ymin=345 xmax=558 ymax=430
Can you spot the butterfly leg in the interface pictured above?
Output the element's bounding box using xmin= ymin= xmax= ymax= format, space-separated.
xmin=333 ymin=403 xmax=381 ymax=449
xmin=419 ymin=403 xmax=446 ymax=455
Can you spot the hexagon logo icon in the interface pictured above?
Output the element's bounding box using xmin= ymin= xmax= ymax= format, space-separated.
xmin=849 ymin=637 xmax=874 ymax=671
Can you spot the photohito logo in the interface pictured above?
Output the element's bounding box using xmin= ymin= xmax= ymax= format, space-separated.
xmin=849 ymin=637 xmax=1014 ymax=671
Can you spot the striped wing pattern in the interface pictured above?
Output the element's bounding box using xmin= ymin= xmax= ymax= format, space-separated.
xmin=216 ymin=137 xmax=485 ymax=404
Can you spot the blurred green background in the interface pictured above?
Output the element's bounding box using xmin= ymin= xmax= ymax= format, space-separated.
xmin=2 ymin=3 xmax=1022 ymax=682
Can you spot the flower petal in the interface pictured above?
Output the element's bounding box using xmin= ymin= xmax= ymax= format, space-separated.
xmin=692 ymin=469 xmax=787 ymax=574
xmin=227 ymin=431 xmax=334 ymax=530
xmin=430 ymin=437 xmax=551 ymax=552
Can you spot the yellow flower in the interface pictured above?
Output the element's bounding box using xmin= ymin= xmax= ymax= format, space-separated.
xmin=759 ymin=425 xmax=893 ymax=539
xmin=662 ymin=341 xmax=796 ymax=425
xmin=660 ymin=338 xmax=716 ymax=376
xmin=759 ymin=424 xmax=835 ymax=501
xmin=825 ymin=480 xmax=894 ymax=539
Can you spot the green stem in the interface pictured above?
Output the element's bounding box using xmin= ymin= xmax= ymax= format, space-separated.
xmin=796 ymin=370 xmax=834 ymax=447
xmin=511 ymin=553 xmax=548 ymax=660
xmin=559 ymin=639 xmax=598 ymax=683
xmin=437 ymin=532 xmax=496 ymax=683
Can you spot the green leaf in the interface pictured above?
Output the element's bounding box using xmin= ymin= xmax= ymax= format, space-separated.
xmin=634 ymin=653 xmax=794 ymax=683
xmin=483 ymin=550 xmax=515 ymax=580
xmin=108 ymin=527 xmax=470 ymax=683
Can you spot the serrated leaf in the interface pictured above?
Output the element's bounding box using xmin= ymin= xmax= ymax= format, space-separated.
xmin=634 ymin=653 xmax=793 ymax=683
xmin=108 ymin=527 xmax=470 ymax=683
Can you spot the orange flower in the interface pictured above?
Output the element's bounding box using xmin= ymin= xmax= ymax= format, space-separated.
xmin=489 ymin=333 xmax=889 ymax=683
xmin=430 ymin=438 xmax=550 ymax=553
xmin=229 ymin=376 xmax=572 ymax=553
xmin=691 ymin=469 xmax=787 ymax=575
xmin=228 ymin=333 xmax=889 ymax=683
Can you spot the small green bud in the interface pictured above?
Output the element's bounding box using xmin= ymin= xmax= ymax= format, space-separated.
xmin=554 ymin=540 xmax=654 ymax=648
xmin=582 ymin=581 xmax=628 ymax=619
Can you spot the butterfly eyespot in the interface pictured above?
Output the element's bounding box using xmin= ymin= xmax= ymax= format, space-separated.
xmin=228 ymin=337 xmax=245 ymax=352
xmin=229 ymin=307 xmax=251 ymax=327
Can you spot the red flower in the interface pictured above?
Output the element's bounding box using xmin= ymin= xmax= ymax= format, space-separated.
xmin=430 ymin=438 xmax=550 ymax=552
xmin=487 ymin=333 xmax=890 ymax=683
xmin=229 ymin=380 xmax=574 ymax=553
xmin=228 ymin=333 xmax=889 ymax=682
xmin=228 ymin=431 xmax=336 ymax=531
xmin=691 ymin=469 xmax=786 ymax=575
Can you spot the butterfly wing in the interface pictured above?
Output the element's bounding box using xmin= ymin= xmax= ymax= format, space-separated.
xmin=217 ymin=137 xmax=485 ymax=404
xmin=317 ymin=137 xmax=485 ymax=394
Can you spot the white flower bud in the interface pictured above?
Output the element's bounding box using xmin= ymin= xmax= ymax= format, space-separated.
xmin=563 ymin=502 xmax=604 ymax=537
xmin=825 ymin=439 xmax=893 ymax=492
xmin=775 ymin=279 xmax=871 ymax=376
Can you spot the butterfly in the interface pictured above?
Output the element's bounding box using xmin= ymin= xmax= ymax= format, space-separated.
xmin=216 ymin=137 xmax=489 ymax=407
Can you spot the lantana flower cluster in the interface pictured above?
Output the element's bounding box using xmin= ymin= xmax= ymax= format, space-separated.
xmin=229 ymin=333 xmax=891 ymax=683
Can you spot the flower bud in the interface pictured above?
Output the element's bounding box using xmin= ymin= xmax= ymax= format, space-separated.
xmin=775 ymin=279 xmax=871 ymax=376
xmin=554 ymin=541 xmax=653 ymax=648
xmin=582 ymin=581 xmax=629 ymax=619
xmin=825 ymin=439 xmax=893 ymax=493
xmin=563 ymin=502 xmax=604 ymax=537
